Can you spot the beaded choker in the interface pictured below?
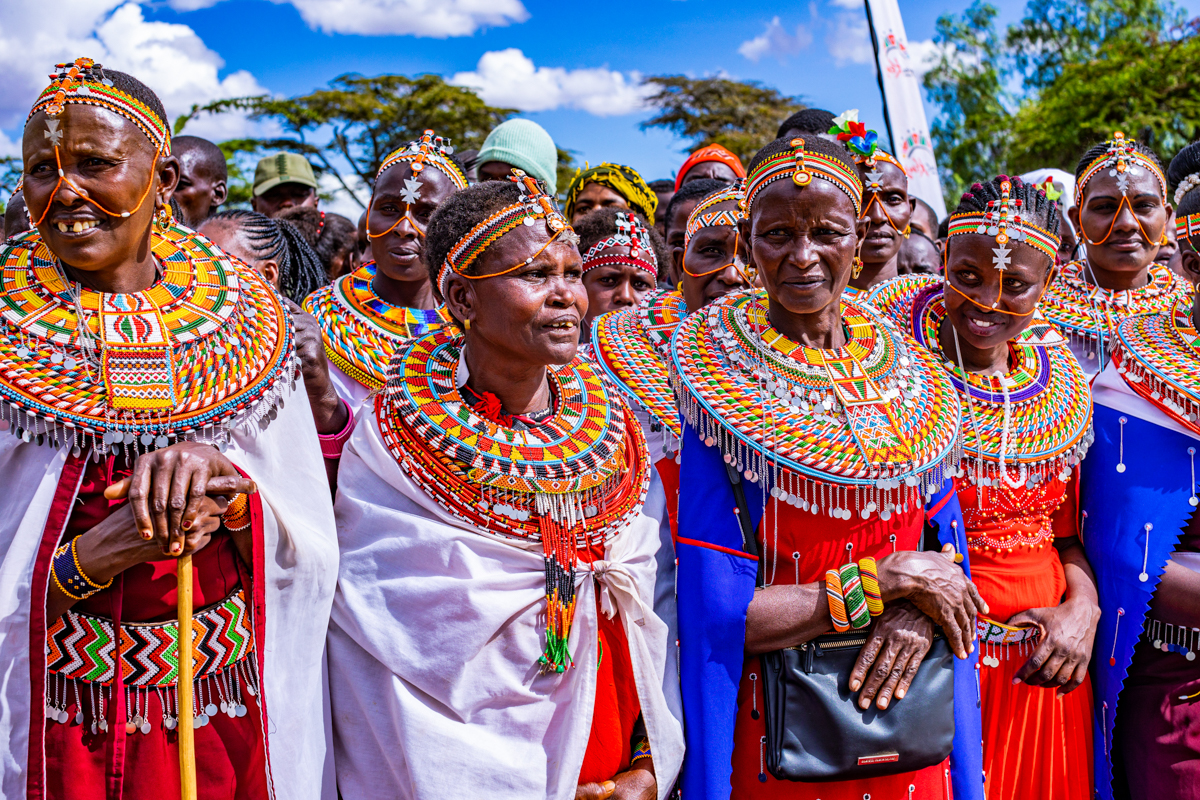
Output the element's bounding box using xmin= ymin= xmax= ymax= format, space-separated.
xmin=581 ymin=211 xmax=657 ymax=283
xmin=869 ymin=275 xmax=1092 ymax=489
xmin=0 ymin=224 xmax=295 ymax=455
xmin=745 ymin=138 xmax=863 ymax=216
xmin=1114 ymin=293 xmax=1200 ymax=437
xmin=592 ymin=289 xmax=688 ymax=443
xmin=1038 ymin=259 xmax=1189 ymax=357
xmin=378 ymin=328 xmax=648 ymax=672
xmin=437 ymin=170 xmax=576 ymax=297
xmin=670 ymin=290 xmax=959 ymax=519
xmin=1077 ymin=132 xmax=1166 ymax=200
xmin=303 ymin=260 xmax=451 ymax=390
xmin=685 ymin=182 xmax=746 ymax=243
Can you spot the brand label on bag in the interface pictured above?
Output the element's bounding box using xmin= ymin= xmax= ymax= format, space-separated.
xmin=857 ymin=753 xmax=901 ymax=765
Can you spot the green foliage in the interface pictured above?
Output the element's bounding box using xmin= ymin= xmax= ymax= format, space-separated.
xmin=0 ymin=156 xmax=22 ymax=197
xmin=924 ymin=0 xmax=1200 ymax=200
xmin=555 ymin=146 xmax=577 ymax=202
xmin=176 ymin=73 xmax=515 ymax=208
xmin=640 ymin=75 xmax=805 ymax=165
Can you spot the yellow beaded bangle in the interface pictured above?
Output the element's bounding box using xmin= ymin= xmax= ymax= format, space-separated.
xmin=858 ymin=557 xmax=884 ymax=617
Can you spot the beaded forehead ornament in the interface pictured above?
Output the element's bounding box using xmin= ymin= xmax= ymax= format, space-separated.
xmin=745 ymin=137 xmax=863 ymax=216
xmin=25 ymin=58 xmax=171 ymax=229
xmin=945 ymin=179 xmax=1061 ymax=312
xmin=437 ymin=169 xmax=579 ymax=298
xmin=580 ymin=211 xmax=657 ymax=285
xmin=369 ymin=129 xmax=467 ymax=242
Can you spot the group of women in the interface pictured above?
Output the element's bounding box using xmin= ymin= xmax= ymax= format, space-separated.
xmin=1 ymin=57 xmax=1198 ymax=800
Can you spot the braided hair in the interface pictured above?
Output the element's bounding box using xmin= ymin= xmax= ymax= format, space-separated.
xmin=206 ymin=209 xmax=328 ymax=302
xmin=1074 ymin=138 xmax=1165 ymax=193
xmin=951 ymin=174 xmax=1061 ymax=268
xmin=277 ymin=206 xmax=358 ymax=278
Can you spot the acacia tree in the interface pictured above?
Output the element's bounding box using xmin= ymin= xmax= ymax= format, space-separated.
xmin=175 ymin=73 xmax=515 ymax=208
xmin=639 ymin=76 xmax=805 ymax=165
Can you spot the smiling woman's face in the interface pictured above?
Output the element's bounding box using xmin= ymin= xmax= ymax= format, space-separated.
xmin=943 ymin=233 xmax=1052 ymax=351
xmin=744 ymin=178 xmax=865 ymax=320
xmin=22 ymin=104 xmax=176 ymax=275
xmin=368 ymin=162 xmax=457 ymax=283
xmin=444 ymin=222 xmax=588 ymax=368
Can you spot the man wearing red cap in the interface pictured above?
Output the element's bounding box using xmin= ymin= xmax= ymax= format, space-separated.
xmin=674 ymin=143 xmax=745 ymax=191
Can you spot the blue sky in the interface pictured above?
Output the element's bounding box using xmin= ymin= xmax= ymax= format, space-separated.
xmin=1 ymin=0 xmax=1198 ymax=215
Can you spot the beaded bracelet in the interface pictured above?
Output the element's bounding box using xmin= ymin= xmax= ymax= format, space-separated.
xmin=858 ymin=557 xmax=884 ymax=617
xmin=223 ymin=493 xmax=251 ymax=533
xmin=825 ymin=569 xmax=851 ymax=632
xmin=317 ymin=400 xmax=355 ymax=460
xmin=631 ymin=736 xmax=652 ymax=764
xmin=51 ymin=538 xmax=112 ymax=601
xmin=839 ymin=562 xmax=871 ymax=629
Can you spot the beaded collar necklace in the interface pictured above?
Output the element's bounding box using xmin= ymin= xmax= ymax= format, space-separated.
xmin=592 ymin=289 xmax=687 ymax=442
xmin=0 ymin=224 xmax=295 ymax=455
xmin=378 ymin=328 xmax=648 ymax=672
xmin=670 ymin=290 xmax=960 ymax=520
xmin=303 ymin=260 xmax=451 ymax=390
xmin=1114 ymin=292 xmax=1200 ymax=437
xmin=869 ymin=275 xmax=1092 ymax=489
xmin=1038 ymin=259 xmax=1189 ymax=359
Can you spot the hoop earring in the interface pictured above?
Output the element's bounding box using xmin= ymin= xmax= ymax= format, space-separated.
xmin=851 ymin=256 xmax=864 ymax=279
xmin=155 ymin=205 xmax=172 ymax=229
xmin=903 ymin=224 xmax=911 ymax=239
xmin=464 ymin=318 xmax=471 ymax=332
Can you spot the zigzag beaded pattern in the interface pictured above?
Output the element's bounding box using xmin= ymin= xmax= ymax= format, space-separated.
xmin=670 ymin=289 xmax=959 ymax=484
xmin=303 ymin=260 xmax=451 ymax=390
xmin=1039 ymin=260 xmax=1188 ymax=343
xmin=45 ymin=589 xmax=252 ymax=687
xmin=868 ymin=275 xmax=1093 ymax=466
xmin=0 ymin=224 xmax=293 ymax=439
xmin=1114 ymin=293 xmax=1200 ymax=437
xmin=592 ymin=289 xmax=686 ymax=438
xmin=383 ymin=328 xmax=630 ymax=494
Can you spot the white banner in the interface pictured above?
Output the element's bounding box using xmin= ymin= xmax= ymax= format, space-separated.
xmin=865 ymin=0 xmax=947 ymax=219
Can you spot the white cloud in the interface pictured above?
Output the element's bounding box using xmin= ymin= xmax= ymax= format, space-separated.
xmin=826 ymin=11 xmax=873 ymax=65
xmin=450 ymin=49 xmax=653 ymax=116
xmin=905 ymin=38 xmax=942 ymax=78
xmin=0 ymin=1 xmax=274 ymax=142
xmin=163 ymin=0 xmax=528 ymax=37
xmin=738 ymin=16 xmax=814 ymax=63
xmin=828 ymin=0 xmax=862 ymax=8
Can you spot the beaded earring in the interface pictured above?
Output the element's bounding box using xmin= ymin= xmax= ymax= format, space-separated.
xmin=852 ymin=255 xmax=864 ymax=279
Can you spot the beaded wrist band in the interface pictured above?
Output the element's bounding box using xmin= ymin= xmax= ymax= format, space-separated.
xmin=51 ymin=538 xmax=111 ymax=601
xmin=631 ymin=736 xmax=652 ymax=764
xmin=858 ymin=557 xmax=884 ymax=617
xmin=839 ymin=561 xmax=871 ymax=630
xmin=318 ymin=400 xmax=356 ymax=460
xmin=825 ymin=569 xmax=851 ymax=632
xmin=745 ymin=137 xmax=863 ymax=215
xmin=222 ymin=493 xmax=252 ymax=533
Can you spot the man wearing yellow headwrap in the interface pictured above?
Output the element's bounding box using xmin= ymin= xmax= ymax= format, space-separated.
xmin=564 ymin=162 xmax=658 ymax=226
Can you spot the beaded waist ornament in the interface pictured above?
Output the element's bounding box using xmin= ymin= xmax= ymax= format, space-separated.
xmin=581 ymin=211 xmax=657 ymax=286
xmin=44 ymin=588 xmax=259 ymax=735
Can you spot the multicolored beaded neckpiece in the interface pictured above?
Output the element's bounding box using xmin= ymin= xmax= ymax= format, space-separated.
xmin=303 ymin=260 xmax=451 ymax=390
xmin=868 ymin=275 xmax=1092 ymax=490
xmin=581 ymin=211 xmax=657 ymax=285
xmin=0 ymin=223 xmax=295 ymax=455
xmin=1114 ymin=292 xmax=1200 ymax=438
xmin=1039 ymin=259 xmax=1189 ymax=361
xmin=592 ymin=288 xmax=688 ymax=450
xmin=670 ymin=289 xmax=960 ymax=520
xmin=379 ymin=328 xmax=648 ymax=673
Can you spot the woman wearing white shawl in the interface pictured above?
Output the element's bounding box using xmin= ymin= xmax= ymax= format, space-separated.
xmin=0 ymin=60 xmax=337 ymax=799
xmin=328 ymin=173 xmax=684 ymax=800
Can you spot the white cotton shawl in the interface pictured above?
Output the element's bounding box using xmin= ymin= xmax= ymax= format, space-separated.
xmin=327 ymin=404 xmax=685 ymax=800
xmin=0 ymin=387 xmax=340 ymax=800
xmin=327 ymin=361 xmax=371 ymax=413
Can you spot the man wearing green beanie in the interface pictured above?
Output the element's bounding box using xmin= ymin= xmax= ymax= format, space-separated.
xmin=475 ymin=119 xmax=558 ymax=193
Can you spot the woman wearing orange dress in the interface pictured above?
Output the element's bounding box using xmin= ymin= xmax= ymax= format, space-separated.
xmin=870 ymin=174 xmax=1099 ymax=800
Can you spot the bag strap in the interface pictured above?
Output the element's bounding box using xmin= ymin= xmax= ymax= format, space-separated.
xmin=724 ymin=463 xmax=766 ymax=588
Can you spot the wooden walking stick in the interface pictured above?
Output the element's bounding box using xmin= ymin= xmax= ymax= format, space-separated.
xmin=177 ymin=553 xmax=198 ymax=800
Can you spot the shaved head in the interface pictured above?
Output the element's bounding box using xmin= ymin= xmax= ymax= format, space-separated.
xmin=173 ymin=135 xmax=229 ymax=227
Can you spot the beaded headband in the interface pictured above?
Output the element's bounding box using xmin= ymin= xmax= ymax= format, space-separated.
xmin=746 ymin=138 xmax=863 ymax=216
xmin=1178 ymin=213 xmax=1200 ymax=248
xmin=685 ymin=182 xmax=746 ymax=244
xmin=1077 ymin=131 xmax=1166 ymax=200
xmin=27 ymin=58 xmax=170 ymax=154
xmin=581 ymin=211 xmax=657 ymax=285
xmin=377 ymin=129 xmax=468 ymax=189
xmin=438 ymin=170 xmax=577 ymax=298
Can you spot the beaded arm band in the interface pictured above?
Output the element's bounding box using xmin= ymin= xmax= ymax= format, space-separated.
xmin=51 ymin=538 xmax=112 ymax=601
xmin=631 ymin=735 xmax=652 ymax=764
xmin=825 ymin=559 xmax=886 ymax=632
xmin=825 ymin=569 xmax=851 ymax=632
xmin=745 ymin=138 xmax=863 ymax=216
xmin=317 ymin=400 xmax=356 ymax=460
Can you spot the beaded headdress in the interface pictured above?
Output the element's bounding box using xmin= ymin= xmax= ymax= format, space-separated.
xmin=685 ymin=182 xmax=746 ymax=244
xmin=1077 ymin=132 xmax=1166 ymax=200
xmin=745 ymin=137 xmax=863 ymax=216
xmin=437 ymin=170 xmax=578 ymax=298
xmin=946 ymin=179 xmax=1060 ymax=311
xmin=1177 ymin=212 xmax=1200 ymax=250
xmin=28 ymin=58 xmax=171 ymax=154
xmin=580 ymin=211 xmax=657 ymax=285
xmin=376 ymin=129 xmax=468 ymax=189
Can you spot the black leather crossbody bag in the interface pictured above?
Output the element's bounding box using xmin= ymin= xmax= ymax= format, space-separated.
xmin=725 ymin=464 xmax=956 ymax=782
